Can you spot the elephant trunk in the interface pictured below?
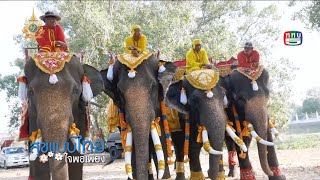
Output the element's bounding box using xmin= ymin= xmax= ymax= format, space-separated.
xmin=246 ymin=96 xmax=273 ymax=176
xmin=125 ymin=88 xmax=154 ymax=180
xmin=36 ymin=92 xmax=73 ymax=180
xmin=200 ymin=102 xmax=226 ymax=179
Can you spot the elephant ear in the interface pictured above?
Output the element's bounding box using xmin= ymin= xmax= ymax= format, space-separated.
xmin=165 ymin=80 xmax=188 ymax=114
xmin=158 ymin=61 xmax=177 ymax=102
xmin=82 ymin=64 xmax=104 ymax=97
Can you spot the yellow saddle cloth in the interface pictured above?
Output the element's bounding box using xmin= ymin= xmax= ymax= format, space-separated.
xmin=173 ymin=67 xmax=186 ymax=82
xmin=237 ymin=65 xmax=264 ymax=81
xmin=186 ymin=69 xmax=220 ymax=91
xmin=166 ymin=107 xmax=182 ymax=132
xmin=117 ymin=51 xmax=154 ymax=72
xmin=32 ymin=52 xmax=73 ymax=74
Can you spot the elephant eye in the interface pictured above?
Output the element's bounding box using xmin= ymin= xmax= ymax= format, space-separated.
xmin=27 ymin=88 xmax=34 ymax=96
xmin=72 ymin=87 xmax=80 ymax=95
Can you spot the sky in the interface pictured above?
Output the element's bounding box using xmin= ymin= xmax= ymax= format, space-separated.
xmin=0 ymin=1 xmax=319 ymax=133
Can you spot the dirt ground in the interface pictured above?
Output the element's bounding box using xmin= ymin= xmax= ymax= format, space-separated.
xmin=0 ymin=148 xmax=319 ymax=180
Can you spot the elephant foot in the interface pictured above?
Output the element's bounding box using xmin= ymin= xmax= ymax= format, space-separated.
xmin=190 ymin=171 xmax=205 ymax=180
xmin=28 ymin=176 xmax=34 ymax=180
xmin=227 ymin=165 xmax=236 ymax=177
xmin=175 ymin=173 xmax=186 ymax=180
xmin=269 ymin=166 xmax=286 ymax=180
xmin=240 ymin=168 xmax=256 ymax=180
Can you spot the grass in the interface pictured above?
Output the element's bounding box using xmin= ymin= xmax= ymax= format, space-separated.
xmin=275 ymin=133 xmax=320 ymax=150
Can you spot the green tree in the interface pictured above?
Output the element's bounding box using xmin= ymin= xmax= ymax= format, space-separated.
xmin=0 ymin=1 xmax=297 ymax=135
xmin=289 ymin=1 xmax=320 ymax=31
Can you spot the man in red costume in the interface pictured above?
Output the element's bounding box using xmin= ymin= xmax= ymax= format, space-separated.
xmin=236 ymin=42 xmax=259 ymax=68
xmin=36 ymin=11 xmax=68 ymax=52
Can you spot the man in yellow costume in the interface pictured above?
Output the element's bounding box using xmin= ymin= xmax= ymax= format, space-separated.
xmin=125 ymin=25 xmax=147 ymax=57
xmin=186 ymin=39 xmax=212 ymax=73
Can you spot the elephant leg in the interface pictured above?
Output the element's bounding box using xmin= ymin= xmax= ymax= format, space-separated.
xmin=68 ymin=151 xmax=83 ymax=180
xmin=33 ymin=157 xmax=50 ymax=180
xmin=237 ymin=137 xmax=256 ymax=180
xmin=171 ymin=131 xmax=186 ymax=180
xmin=189 ymin=140 xmax=204 ymax=180
xmin=267 ymin=131 xmax=286 ymax=180
xmin=225 ymin=135 xmax=237 ymax=177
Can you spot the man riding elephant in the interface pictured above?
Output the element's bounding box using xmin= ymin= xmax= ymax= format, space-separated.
xmin=125 ymin=25 xmax=147 ymax=57
xmin=36 ymin=11 xmax=69 ymax=52
xmin=19 ymin=11 xmax=69 ymax=142
xmin=236 ymin=42 xmax=260 ymax=69
xmin=186 ymin=39 xmax=212 ymax=73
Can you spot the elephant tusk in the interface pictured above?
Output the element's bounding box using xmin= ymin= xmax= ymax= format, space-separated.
xmin=70 ymin=138 xmax=84 ymax=154
xmin=248 ymin=123 xmax=274 ymax=146
xmin=125 ymin=129 xmax=133 ymax=180
xmin=151 ymin=120 xmax=165 ymax=179
xmin=29 ymin=137 xmax=42 ymax=161
xmin=201 ymin=127 xmax=223 ymax=155
xmin=225 ymin=125 xmax=248 ymax=152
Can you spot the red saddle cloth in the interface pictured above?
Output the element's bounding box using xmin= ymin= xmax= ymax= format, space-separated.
xmin=214 ymin=57 xmax=237 ymax=77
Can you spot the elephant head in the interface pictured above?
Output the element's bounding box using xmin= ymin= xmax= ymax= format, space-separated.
xmin=165 ymin=69 xmax=227 ymax=179
xmin=222 ymin=67 xmax=274 ymax=176
xmin=24 ymin=55 xmax=104 ymax=180
xmin=101 ymin=53 xmax=176 ymax=179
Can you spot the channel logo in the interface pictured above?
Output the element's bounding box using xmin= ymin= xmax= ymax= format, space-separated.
xmin=284 ymin=31 xmax=303 ymax=46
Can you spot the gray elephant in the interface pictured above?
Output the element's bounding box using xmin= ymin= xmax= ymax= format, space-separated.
xmin=101 ymin=53 xmax=176 ymax=180
xmin=165 ymin=69 xmax=229 ymax=179
xmin=24 ymin=54 xmax=104 ymax=180
xmin=221 ymin=66 xmax=286 ymax=180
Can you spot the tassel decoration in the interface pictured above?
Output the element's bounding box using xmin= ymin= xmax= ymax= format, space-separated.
xmin=206 ymin=90 xmax=213 ymax=98
xmin=128 ymin=69 xmax=136 ymax=78
xmin=82 ymin=75 xmax=93 ymax=102
xmin=17 ymin=76 xmax=27 ymax=102
xmin=49 ymin=74 xmax=58 ymax=84
xmin=223 ymin=94 xmax=228 ymax=107
xmin=158 ymin=62 xmax=166 ymax=73
xmin=107 ymin=64 xmax=114 ymax=81
xmin=180 ymin=88 xmax=188 ymax=105
xmin=252 ymin=80 xmax=258 ymax=91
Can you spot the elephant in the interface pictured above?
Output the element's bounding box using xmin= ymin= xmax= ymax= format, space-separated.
xmin=221 ymin=67 xmax=286 ymax=180
xmin=101 ymin=53 xmax=177 ymax=180
xmin=165 ymin=69 xmax=231 ymax=180
xmin=24 ymin=54 xmax=104 ymax=180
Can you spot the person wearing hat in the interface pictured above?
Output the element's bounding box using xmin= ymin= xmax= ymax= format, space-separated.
xmin=236 ymin=42 xmax=260 ymax=68
xmin=186 ymin=39 xmax=212 ymax=73
xmin=36 ymin=11 xmax=69 ymax=52
xmin=125 ymin=25 xmax=147 ymax=57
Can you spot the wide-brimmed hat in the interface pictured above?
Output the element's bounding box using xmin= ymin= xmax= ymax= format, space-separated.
xmin=40 ymin=11 xmax=61 ymax=21
xmin=244 ymin=42 xmax=253 ymax=48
